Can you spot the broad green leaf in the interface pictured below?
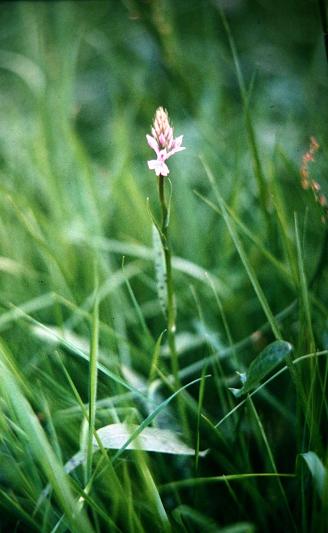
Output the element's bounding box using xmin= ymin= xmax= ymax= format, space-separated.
xmin=61 ymin=425 xmax=208 ymax=477
xmin=301 ymin=451 xmax=327 ymax=502
xmin=95 ymin=424 xmax=208 ymax=456
xmin=230 ymin=340 xmax=293 ymax=398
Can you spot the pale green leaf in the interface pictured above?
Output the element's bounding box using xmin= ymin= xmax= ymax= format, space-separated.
xmin=230 ymin=340 xmax=293 ymax=398
xmin=61 ymin=424 xmax=208 ymax=478
xmin=301 ymin=451 xmax=327 ymax=502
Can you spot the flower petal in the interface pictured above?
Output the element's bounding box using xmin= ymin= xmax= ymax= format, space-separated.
xmin=148 ymin=159 xmax=159 ymax=170
xmin=158 ymin=133 xmax=166 ymax=147
xmin=174 ymin=135 xmax=184 ymax=148
xmin=147 ymin=159 xmax=170 ymax=176
xmin=158 ymin=149 xmax=168 ymax=161
xmin=172 ymin=145 xmax=186 ymax=155
xmin=165 ymin=135 xmax=185 ymax=158
xmin=160 ymin=161 xmax=170 ymax=176
xmin=146 ymin=134 xmax=159 ymax=154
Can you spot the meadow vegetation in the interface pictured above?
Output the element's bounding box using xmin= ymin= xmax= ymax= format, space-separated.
xmin=0 ymin=1 xmax=327 ymax=531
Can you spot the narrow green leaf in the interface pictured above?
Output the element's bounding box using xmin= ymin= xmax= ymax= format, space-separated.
xmin=28 ymin=314 xmax=145 ymax=397
xmin=122 ymin=258 xmax=153 ymax=342
xmin=148 ymin=330 xmax=166 ymax=383
xmin=294 ymin=214 xmax=315 ymax=351
xmin=202 ymin=159 xmax=281 ymax=340
xmin=172 ymin=504 xmax=220 ymax=532
xmin=0 ymin=361 xmax=93 ymax=533
xmin=195 ymin=190 xmax=291 ymax=285
xmin=300 ymin=451 xmax=327 ymax=502
xmin=0 ymin=489 xmax=40 ymax=531
xmin=216 ymin=522 xmax=255 ymax=533
xmin=86 ymin=279 xmax=99 ymax=483
xmin=160 ymin=472 xmax=295 ymax=491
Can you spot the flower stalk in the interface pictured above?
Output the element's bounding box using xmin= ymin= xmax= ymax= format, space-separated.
xmin=158 ymin=173 xmax=179 ymax=385
xmin=147 ymin=107 xmax=185 ymax=386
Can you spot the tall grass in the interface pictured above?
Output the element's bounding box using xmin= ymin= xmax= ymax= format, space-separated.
xmin=0 ymin=1 xmax=327 ymax=532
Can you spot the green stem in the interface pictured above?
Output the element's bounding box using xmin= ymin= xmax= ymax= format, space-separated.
xmin=86 ymin=282 xmax=99 ymax=484
xmin=158 ymin=174 xmax=179 ymax=387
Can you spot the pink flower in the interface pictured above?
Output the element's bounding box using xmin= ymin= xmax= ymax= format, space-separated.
xmin=146 ymin=107 xmax=185 ymax=176
xmin=147 ymin=149 xmax=170 ymax=176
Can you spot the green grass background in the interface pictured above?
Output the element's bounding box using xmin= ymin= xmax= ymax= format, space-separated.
xmin=0 ymin=1 xmax=327 ymax=531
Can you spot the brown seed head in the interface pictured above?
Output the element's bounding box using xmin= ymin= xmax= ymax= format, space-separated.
xmin=310 ymin=136 xmax=319 ymax=153
xmin=300 ymin=136 xmax=328 ymax=223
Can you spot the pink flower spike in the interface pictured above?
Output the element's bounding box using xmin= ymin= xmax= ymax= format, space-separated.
xmin=146 ymin=107 xmax=185 ymax=177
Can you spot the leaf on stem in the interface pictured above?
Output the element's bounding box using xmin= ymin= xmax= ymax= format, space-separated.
xmin=152 ymin=224 xmax=167 ymax=316
xmin=229 ymin=340 xmax=293 ymax=398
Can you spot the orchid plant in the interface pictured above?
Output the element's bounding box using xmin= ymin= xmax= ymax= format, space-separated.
xmin=146 ymin=106 xmax=185 ymax=177
xmin=146 ymin=107 xmax=185 ymax=386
